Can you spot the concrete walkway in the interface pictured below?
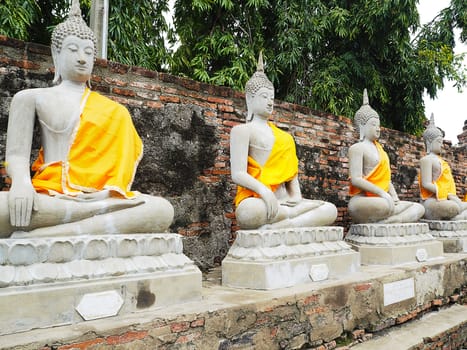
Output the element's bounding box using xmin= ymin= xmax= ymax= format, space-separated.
xmin=353 ymin=304 xmax=467 ymax=349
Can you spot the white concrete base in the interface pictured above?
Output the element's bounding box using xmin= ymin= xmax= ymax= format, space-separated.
xmin=222 ymin=227 xmax=360 ymax=290
xmin=0 ymin=234 xmax=202 ymax=335
xmin=346 ymin=223 xmax=444 ymax=265
xmin=422 ymin=220 xmax=467 ymax=253
xmin=222 ymin=251 xmax=360 ymax=290
xmin=348 ymin=241 xmax=444 ymax=265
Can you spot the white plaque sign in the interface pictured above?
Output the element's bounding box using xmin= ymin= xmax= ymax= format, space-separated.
xmin=415 ymin=248 xmax=428 ymax=262
xmin=309 ymin=264 xmax=329 ymax=282
xmin=383 ymin=278 xmax=415 ymax=306
xmin=76 ymin=290 xmax=124 ymax=320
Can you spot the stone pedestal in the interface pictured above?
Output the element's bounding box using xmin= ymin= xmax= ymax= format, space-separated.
xmin=345 ymin=223 xmax=444 ymax=265
xmin=422 ymin=220 xmax=467 ymax=253
xmin=0 ymin=234 xmax=202 ymax=336
xmin=222 ymin=227 xmax=360 ymax=290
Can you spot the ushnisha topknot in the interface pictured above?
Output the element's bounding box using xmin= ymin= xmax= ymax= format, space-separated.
xmin=354 ymin=89 xmax=380 ymax=127
xmin=423 ymin=113 xmax=443 ymax=146
xmin=245 ymin=52 xmax=274 ymax=97
xmin=51 ymin=0 xmax=96 ymax=55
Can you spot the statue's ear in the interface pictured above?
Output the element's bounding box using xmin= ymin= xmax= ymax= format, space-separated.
xmin=358 ymin=125 xmax=364 ymax=141
xmin=51 ymin=47 xmax=61 ymax=84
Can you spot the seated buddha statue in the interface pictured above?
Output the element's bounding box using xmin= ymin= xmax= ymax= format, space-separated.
xmin=229 ymin=53 xmax=337 ymax=230
xmin=419 ymin=114 xmax=467 ymax=220
xmin=348 ymin=89 xmax=424 ymax=224
xmin=0 ymin=0 xmax=173 ymax=238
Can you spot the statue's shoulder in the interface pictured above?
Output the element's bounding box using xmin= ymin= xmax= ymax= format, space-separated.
xmin=12 ymin=86 xmax=48 ymax=101
xmin=420 ymin=153 xmax=440 ymax=164
xmin=88 ymin=90 xmax=130 ymax=116
xmin=348 ymin=141 xmax=364 ymax=153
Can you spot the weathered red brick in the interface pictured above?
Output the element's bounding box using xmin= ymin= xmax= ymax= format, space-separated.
xmin=353 ymin=283 xmax=372 ymax=292
xmin=170 ymin=321 xmax=190 ymax=333
xmin=105 ymin=331 xmax=148 ymax=345
xmin=190 ymin=318 xmax=205 ymax=328
xmin=58 ymin=338 xmax=105 ymax=349
xmin=112 ymin=87 xmax=136 ymax=97
xmin=303 ymin=294 xmax=320 ymax=305
xmin=160 ymin=95 xmax=180 ymax=103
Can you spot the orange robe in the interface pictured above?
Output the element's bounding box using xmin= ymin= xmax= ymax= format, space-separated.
xmin=419 ymin=157 xmax=456 ymax=200
xmin=349 ymin=141 xmax=391 ymax=197
xmin=31 ymin=89 xmax=142 ymax=199
xmin=234 ymin=123 xmax=298 ymax=206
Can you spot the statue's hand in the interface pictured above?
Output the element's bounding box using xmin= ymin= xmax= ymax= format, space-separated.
xmin=260 ymin=189 xmax=279 ymax=221
xmin=381 ymin=191 xmax=395 ymax=214
xmin=281 ymin=194 xmax=302 ymax=207
xmin=8 ymin=182 xmax=38 ymax=227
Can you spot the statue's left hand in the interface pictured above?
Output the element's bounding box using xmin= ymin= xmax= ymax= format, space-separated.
xmin=8 ymin=182 xmax=38 ymax=227
xmin=281 ymin=194 xmax=302 ymax=207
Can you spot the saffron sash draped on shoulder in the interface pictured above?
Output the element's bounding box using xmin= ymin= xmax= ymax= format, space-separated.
xmin=32 ymin=89 xmax=142 ymax=199
xmin=349 ymin=141 xmax=391 ymax=197
xmin=419 ymin=157 xmax=456 ymax=200
xmin=234 ymin=123 xmax=298 ymax=206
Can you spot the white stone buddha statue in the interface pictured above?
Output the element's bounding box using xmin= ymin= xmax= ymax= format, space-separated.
xmin=348 ymin=89 xmax=424 ymax=224
xmin=229 ymin=53 xmax=337 ymax=229
xmin=0 ymin=0 xmax=173 ymax=238
xmin=419 ymin=114 xmax=467 ymax=220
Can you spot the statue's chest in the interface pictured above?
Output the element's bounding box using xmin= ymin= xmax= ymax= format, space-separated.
xmin=36 ymin=95 xmax=81 ymax=134
xmin=249 ymin=128 xmax=274 ymax=151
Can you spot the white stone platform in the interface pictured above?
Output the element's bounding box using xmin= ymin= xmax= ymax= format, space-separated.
xmin=421 ymin=219 xmax=467 ymax=253
xmin=0 ymin=234 xmax=202 ymax=336
xmin=345 ymin=223 xmax=444 ymax=265
xmin=222 ymin=226 xmax=360 ymax=290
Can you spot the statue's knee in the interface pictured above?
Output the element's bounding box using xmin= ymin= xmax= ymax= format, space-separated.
xmin=235 ymin=199 xmax=267 ymax=229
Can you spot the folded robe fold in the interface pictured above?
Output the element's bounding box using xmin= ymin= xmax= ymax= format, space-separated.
xmin=419 ymin=156 xmax=456 ymax=200
xmin=349 ymin=141 xmax=391 ymax=197
xmin=32 ymin=89 xmax=142 ymax=199
xmin=234 ymin=123 xmax=298 ymax=206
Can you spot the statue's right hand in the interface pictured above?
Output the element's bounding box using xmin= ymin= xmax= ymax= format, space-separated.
xmin=8 ymin=183 xmax=37 ymax=227
xmin=260 ymin=189 xmax=279 ymax=222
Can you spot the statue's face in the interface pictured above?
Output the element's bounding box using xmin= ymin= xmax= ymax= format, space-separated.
xmin=247 ymin=87 xmax=274 ymax=118
xmin=57 ymin=35 xmax=94 ymax=83
xmin=361 ymin=117 xmax=380 ymax=141
xmin=429 ymin=136 xmax=443 ymax=154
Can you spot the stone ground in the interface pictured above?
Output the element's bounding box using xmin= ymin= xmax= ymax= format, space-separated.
xmin=0 ymin=255 xmax=466 ymax=349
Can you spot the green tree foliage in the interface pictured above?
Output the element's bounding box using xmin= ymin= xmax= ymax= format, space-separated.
xmin=0 ymin=0 xmax=172 ymax=71
xmin=107 ymin=0 xmax=173 ymax=71
xmin=0 ymin=0 xmax=40 ymax=40
xmin=1 ymin=0 xmax=465 ymax=134
xmin=172 ymin=0 xmax=467 ymax=134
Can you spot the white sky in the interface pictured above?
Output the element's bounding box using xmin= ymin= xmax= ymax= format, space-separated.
xmin=418 ymin=0 xmax=467 ymax=144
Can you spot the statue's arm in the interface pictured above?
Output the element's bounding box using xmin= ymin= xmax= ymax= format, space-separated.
xmin=284 ymin=175 xmax=302 ymax=206
xmin=230 ymin=125 xmax=278 ymax=219
xmin=5 ymin=90 xmax=37 ymax=227
xmin=420 ymin=157 xmax=437 ymax=196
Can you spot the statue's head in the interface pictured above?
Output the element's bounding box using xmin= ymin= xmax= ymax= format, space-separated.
xmin=245 ymin=52 xmax=274 ymax=122
xmin=423 ymin=113 xmax=444 ymax=153
xmin=354 ymin=89 xmax=380 ymax=141
xmin=51 ymin=0 xmax=96 ymax=84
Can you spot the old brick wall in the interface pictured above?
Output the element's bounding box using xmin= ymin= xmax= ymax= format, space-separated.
xmin=1 ymin=35 xmax=467 ymax=269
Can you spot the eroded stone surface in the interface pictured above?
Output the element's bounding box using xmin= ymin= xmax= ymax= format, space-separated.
xmin=0 ymin=234 xmax=192 ymax=287
xmin=227 ymin=227 xmax=350 ymax=261
xmin=345 ymin=223 xmax=434 ymax=246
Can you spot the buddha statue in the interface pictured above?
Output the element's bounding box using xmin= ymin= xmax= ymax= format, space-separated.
xmin=348 ymin=89 xmax=424 ymax=224
xmin=0 ymin=0 xmax=174 ymax=238
xmin=229 ymin=53 xmax=337 ymax=229
xmin=419 ymin=114 xmax=467 ymax=220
